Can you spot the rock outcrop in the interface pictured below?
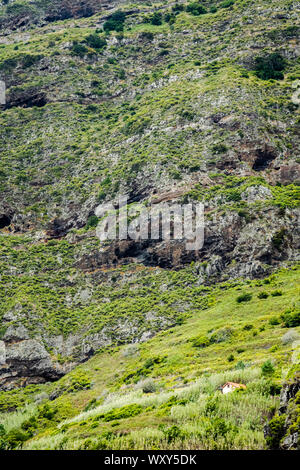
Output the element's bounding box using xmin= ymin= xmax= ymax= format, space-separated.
xmin=265 ymin=369 xmax=300 ymax=450
xmin=0 ymin=0 xmax=299 ymax=390
xmin=0 ymin=333 xmax=64 ymax=390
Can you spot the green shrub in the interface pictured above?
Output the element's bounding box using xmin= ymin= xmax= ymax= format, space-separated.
xmin=212 ymin=143 xmax=228 ymax=154
xmin=236 ymin=361 xmax=245 ymax=370
xmin=191 ymin=335 xmax=210 ymax=348
xmin=85 ymin=215 xmax=99 ymax=230
xmin=220 ymin=0 xmax=235 ymax=8
xmin=139 ymin=31 xmax=154 ymax=41
xmin=254 ymin=53 xmax=286 ymax=80
xmin=210 ymin=417 xmax=236 ymax=439
xmin=281 ymin=308 xmax=300 ymax=328
xmin=261 ymin=360 xmax=275 ymax=376
xmin=227 ymin=354 xmax=235 ymax=362
xmin=269 ymin=316 xmax=280 ymax=326
xmin=96 ymin=404 xmax=143 ymax=422
xmin=143 ymin=356 xmax=164 ymax=369
xmin=210 ymin=327 xmax=234 ymax=343
xmin=159 ymin=396 xmax=188 ymax=411
xmin=271 ymin=290 xmax=283 ymax=297
xmin=85 ymin=34 xmax=107 ymax=50
xmin=164 ymin=12 xmax=176 ymax=24
xmin=266 ymin=415 xmax=286 ymax=449
xmin=68 ymin=371 xmax=91 ymax=392
xmin=172 ymin=3 xmax=184 ymax=12
xmin=103 ymin=11 xmax=126 ymax=32
xmin=258 ymin=291 xmax=269 ymax=299
xmin=22 ymin=54 xmax=44 ymax=68
xmin=2 ymin=429 xmax=30 ymax=450
xmin=238 ymin=209 xmax=251 ymax=222
xmin=37 ymin=403 xmax=57 ymax=420
xmin=186 ymin=3 xmax=207 ymax=16
xmin=272 ymin=228 xmax=286 ymax=249
xmin=236 ymin=293 xmax=252 ymax=303
xmin=84 ymin=398 xmax=98 ymax=412
xmin=204 ymin=396 xmax=219 ymax=415
xmin=163 ymin=425 xmax=185 ymax=443
xmin=71 ymin=42 xmax=88 ymax=57
xmin=226 ymin=189 xmax=242 ymax=202
xmin=149 ymin=12 xmax=163 ymax=25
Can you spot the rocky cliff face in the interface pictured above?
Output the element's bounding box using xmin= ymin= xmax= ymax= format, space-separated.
xmin=0 ymin=0 xmax=107 ymax=33
xmin=0 ymin=0 xmax=299 ymax=389
xmin=265 ymin=369 xmax=300 ymax=450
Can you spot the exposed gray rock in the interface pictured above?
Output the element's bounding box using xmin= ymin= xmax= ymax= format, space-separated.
xmin=2 ymin=325 xmax=29 ymax=343
xmin=241 ymin=185 xmax=273 ymax=202
xmin=0 ymin=339 xmax=64 ymax=390
xmin=281 ymin=432 xmax=299 ymax=450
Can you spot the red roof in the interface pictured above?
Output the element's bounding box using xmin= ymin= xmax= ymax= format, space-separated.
xmin=222 ymin=382 xmax=246 ymax=389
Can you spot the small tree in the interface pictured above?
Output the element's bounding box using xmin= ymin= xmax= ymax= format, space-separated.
xmin=85 ymin=34 xmax=107 ymax=50
xmin=186 ymin=3 xmax=207 ymax=16
xmin=103 ymin=11 xmax=126 ymax=32
xmin=262 ymin=360 xmax=275 ymax=376
xmin=254 ymin=53 xmax=286 ymax=80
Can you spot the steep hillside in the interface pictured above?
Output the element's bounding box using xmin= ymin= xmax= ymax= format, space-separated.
xmin=0 ymin=0 xmax=299 ymax=451
xmin=0 ymin=266 xmax=299 ymax=449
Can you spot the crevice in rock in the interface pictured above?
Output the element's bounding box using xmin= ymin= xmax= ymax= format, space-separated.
xmin=6 ymin=90 xmax=47 ymax=109
xmin=6 ymin=93 xmax=47 ymax=108
xmin=253 ymin=147 xmax=277 ymax=171
xmin=0 ymin=214 xmax=11 ymax=229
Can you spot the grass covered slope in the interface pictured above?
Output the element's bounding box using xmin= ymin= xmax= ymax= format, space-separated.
xmin=0 ymin=0 xmax=299 ymax=451
xmin=0 ymin=265 xmax=299 ymax=450
xmin=0 ymin=0 xmax=299 ymax=228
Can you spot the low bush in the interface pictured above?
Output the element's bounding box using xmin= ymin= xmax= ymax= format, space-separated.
xmin=272 ymin=228 xmax=286 ymax=249
xmin=95 ymin=404 xmax=143 ymax=422
xmin=269 ymin=316 xmax=280 ymax=326
xmin=271 ymin=290 xmax=283 ymax=297
xmin=258 ymin=291 xmax=269 ymax=299
xmin=85 ymin=215 xmax=99 ymax=230
xmin=220 ymin=0 xmax=235 ymax=8
xmin=254 ymin=53 xmax=286 ymax=80
xmin=191 ymin=335 xmax=210 ymax=348
xmin=71 ymin=42 xmax=88 ymax=57
xmin=85 ymin=34 xmax=107 ymax=50
xmin=149 ymin=12 xmax=163 ymax=25
xmin=137 ymin=378 xmax=158 ymax=394
xmin=210 ymin=327 xmax=234 ymax=344
xmin=281 ymin=308 xmax=300 ymax=328
xmin=265 ymin=415 xmax=286 ymax=449
xmin=163 ymin=425 xmax=185 ymax=443
xmin=236 ymin=293 xmax=252 ymax=303
xmin=261 ymin=360 xmax=275 ymax=376
xmin=103 ymin=11 xmax=126 ymax=32
xmin=186 ymin=3 xmax=207 ymax=16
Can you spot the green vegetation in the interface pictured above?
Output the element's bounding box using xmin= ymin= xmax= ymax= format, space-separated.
xmin=186 ymin=3 xmax=207 ymax=16
xmin=0 ymin=0 xmax=299 ymax=452
xmin=103 ymin=11 xmax=126 ymax=33
xmin=0 ymin=266 xmax=299 ymax=449
xmin=236 ymin=293 xmax=252 ymax=303
xmin=254 ymin=53 xmax=286 ymax=80
xmin=281 ymin=308 xmax=300 ymax=328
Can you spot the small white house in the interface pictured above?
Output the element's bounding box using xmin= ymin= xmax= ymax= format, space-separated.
xmin=221 ymin=382 xmax=246 ymax=394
